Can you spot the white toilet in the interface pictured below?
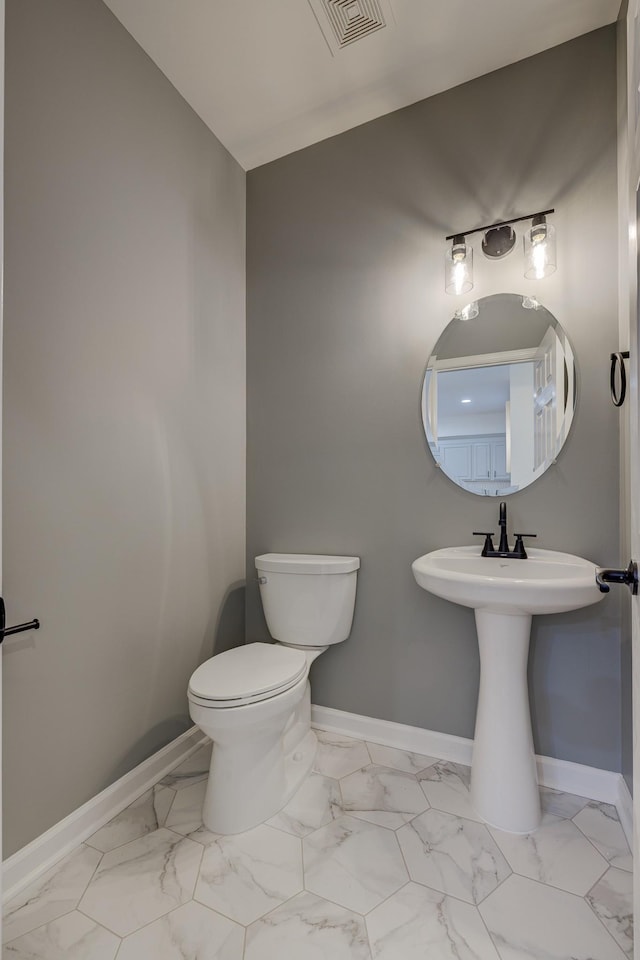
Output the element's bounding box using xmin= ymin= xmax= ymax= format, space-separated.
xmin=188 ymin=553 xmax=360 ymax=834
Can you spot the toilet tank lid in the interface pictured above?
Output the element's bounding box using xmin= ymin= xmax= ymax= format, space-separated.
xmin=255 ymin=554 xmax=360 ymax=574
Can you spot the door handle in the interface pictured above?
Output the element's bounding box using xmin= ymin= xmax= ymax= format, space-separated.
xmin=0 ymin=597 xmax=40 ymax=644
xmin=596 ymin=561 xmax=638 ymax=595
xmin=610 ymin=351 xmax=630 ymax=407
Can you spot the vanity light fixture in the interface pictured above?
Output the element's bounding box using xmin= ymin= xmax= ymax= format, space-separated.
xmin=445 ymin=235 xmax=473 ymax=295
xmin=523 ymin=214 xmax=556 ymax=279
xmin=445 ymin=209 xmax=555 ymax=293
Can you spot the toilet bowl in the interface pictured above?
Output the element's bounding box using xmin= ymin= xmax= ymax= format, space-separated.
xmin=187 ymin=553 xmax=359 ymax=834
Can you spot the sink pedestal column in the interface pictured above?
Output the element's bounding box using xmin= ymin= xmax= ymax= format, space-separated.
xmin=470 ymin=609 xmax=541 ymax=834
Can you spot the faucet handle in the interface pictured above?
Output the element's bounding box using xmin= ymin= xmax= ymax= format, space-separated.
xmin=513 ymin=533 xmax=537 ymax=559
xmin=473 ymin=532 xmax=495 ymax=557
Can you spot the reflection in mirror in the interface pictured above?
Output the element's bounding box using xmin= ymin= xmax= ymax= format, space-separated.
xmin=422 ymin=293 xmax=576 ymax=496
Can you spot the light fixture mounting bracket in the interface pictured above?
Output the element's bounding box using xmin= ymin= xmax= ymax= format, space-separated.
xmin=445 ymin=209 xmax=554 ymax=243
xmin=481 ymin=224 xmax=516 ymax=259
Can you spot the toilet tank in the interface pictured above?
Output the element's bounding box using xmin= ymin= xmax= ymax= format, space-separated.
xmin=255 ymin=554 xmax=360 ymax=646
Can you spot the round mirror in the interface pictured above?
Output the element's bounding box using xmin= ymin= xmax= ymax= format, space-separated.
xmin=422 ymin=293 xmax=576 ymax=496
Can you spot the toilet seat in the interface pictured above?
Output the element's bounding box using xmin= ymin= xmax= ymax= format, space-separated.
xmin=188 ymin=642 xmax=307 ymax=708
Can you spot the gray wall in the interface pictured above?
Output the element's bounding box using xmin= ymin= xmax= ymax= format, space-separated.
xmin=247 ymin=27 xmax=622 ymax=772
xmin=3 ymin=0 xmax=246 ymax=855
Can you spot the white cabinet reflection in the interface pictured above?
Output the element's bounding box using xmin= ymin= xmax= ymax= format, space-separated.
xmin=422 ymin=295 xmax=575 ymax=497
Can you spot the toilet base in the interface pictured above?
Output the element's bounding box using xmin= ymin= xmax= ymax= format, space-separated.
xmin=196 ymin=679 xmax=317 ymax=835
xmin=281 ymin=727 xmax=317 ymax=806
xmin=201 ymin=728 xmax=317 ymax=836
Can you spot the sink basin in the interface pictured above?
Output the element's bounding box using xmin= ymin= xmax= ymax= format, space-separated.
xmin=412 ymin=545 xmax=603 ymax=616
xmin=412 ymin=545 xmax=604 ymax=834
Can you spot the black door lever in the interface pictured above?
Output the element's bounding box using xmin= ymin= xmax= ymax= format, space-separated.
xmin=596 ymin=561 xmax=639 ymax=595
xmin=0 ymin=597 xmax=40 ymax=644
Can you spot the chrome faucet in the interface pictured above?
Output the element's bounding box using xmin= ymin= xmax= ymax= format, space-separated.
xmin=473 ymin=502 xmax=537 ymax=559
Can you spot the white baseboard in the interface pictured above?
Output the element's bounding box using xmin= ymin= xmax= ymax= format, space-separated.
xmin=312 ymin=704 xmax=473 ymax=765
xmin=616 ymin=775 xmax=634 ymax=850
xmin=4 ymin=707 xmax=631 ymax=906
xmin=535 ymin=753 xmax=621 ymax=805
xmin=311 ymin=704 xmax=626 ymax=810
xmin=2 ymin=726 xmax=207 ymax=905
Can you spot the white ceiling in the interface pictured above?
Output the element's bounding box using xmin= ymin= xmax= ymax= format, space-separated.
xmin=101 ymin=0 xmax=620 ymax=170
xmin=438 ymin=365 xmax=513 ymax=419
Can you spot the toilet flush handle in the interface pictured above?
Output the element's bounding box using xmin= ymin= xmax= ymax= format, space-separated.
xmin=256 ymin=576 xmax=268 ymax=585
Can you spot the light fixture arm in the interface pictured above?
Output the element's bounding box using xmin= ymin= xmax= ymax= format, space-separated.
xmin=445 ymin=209 xmax=554 ymax=242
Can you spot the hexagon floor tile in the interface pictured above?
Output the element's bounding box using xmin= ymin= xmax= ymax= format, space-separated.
xmin=194 ymin=824 xmax=303 ymax=925
xmin=539 ymin=785 xmax=590 ymax=819
xmin=3 ymin=731 xmax=633 ymax=960
xmin=3 ymin=911 xmax=120 ymax=960
xmin=479 ymin=874 xmax=628 ymax=959
xmin=117 ymin=901 xmax=244 ymax=960
xmin=488 ymin=813 xmax=609 ymax=896
xmin=4 ymin=845 xmax=103 ymax=943
xmin=313 ymin=731 xmax=370 ymax=779
xmin=86 ymin=784 xmax=176 ymax=853
xmin=418 ymin=760 xmax=481 ymax=821
xmin=340 ymin=764 xmax=429 ymax=829
xmin=365 ymin=742 xmax=437 ymax=775
xmin=397 ymin=807 xmax=511 ymax=905
xmin=573 ymin=802 xmax=633 ymax=872
xmin=366 ymin=882 xmax=500 ymax=960
xmin=245 ymin=891 xmax=370 ymax=960
xmin=78 ymin=829 xmax=203 ymax=937
xmin=164 ymin=780 xmax=209 ymax=839
xmin=303 ymin=814 xmax=408 ymax=914
xmin=587 ymin=867 xmax=634 ymax=957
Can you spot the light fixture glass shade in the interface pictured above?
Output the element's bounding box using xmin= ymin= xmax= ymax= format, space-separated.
xmin=522 ymin=296 xmax=541 ymax=310
xmin=454 ymin=301 xmax=479 ymax=321
xmin=523 ymin=217 xmax=556 ymax=279
xmin=445 ymin=236 xmax=473 ymax=295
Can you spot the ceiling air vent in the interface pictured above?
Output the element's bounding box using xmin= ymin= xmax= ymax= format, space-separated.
xmin=308 ymin=0 xmax=395 ymax=54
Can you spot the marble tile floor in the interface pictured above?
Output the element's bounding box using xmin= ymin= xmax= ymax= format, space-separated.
xmin=2 ymin=731 xmax=634 ymax=959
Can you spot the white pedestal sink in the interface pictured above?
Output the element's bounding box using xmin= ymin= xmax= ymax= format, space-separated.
xmin=412 ymin=546 xmax=604 ymax=833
